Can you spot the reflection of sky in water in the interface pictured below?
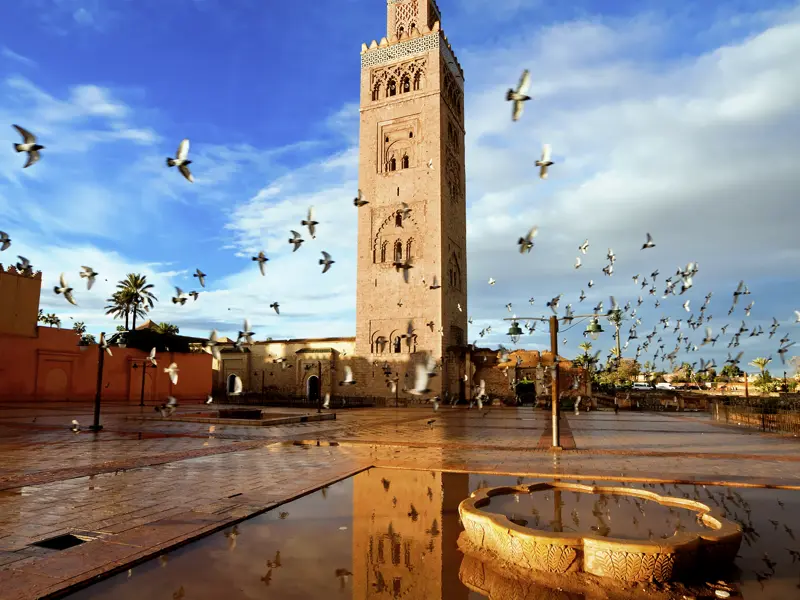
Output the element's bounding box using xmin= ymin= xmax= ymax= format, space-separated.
xmin=482 ymin=487 xmax=711 ymax=540
xmin=62 ymin=471 xmax=800 ymax=600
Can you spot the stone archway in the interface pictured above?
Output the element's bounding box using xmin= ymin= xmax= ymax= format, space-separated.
xmin=227 ymin=374 xmax=238 ymax=394
xmin=306 ymin=375 xmax=320 ymax=403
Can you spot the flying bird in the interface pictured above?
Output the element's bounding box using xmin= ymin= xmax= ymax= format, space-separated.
xmin=353 ymin=189 xmax=368 ymax=207
xmin=147 ymin=347 xmax=157 ymax=367
xmin=270 ymin=302 xmax=280 ymax=315
xmin=488 ymin=278 xmax=496 ymax=286
xmin=341 ymin=365 xmax=356 ymax=386
xmin=506 ymin=69 xmax=531 ymax=121
xmin=79 ymin=266 xmax=97 ymax=290
xmin=575 ymin=257 xmax=582 ymax=269
xmin=578 ymin=239 xmax=589 ymax=254
xmin=319 ymin=251 xmax=334 ymax=273
xmin=54 ymin=273 xmax=76 ymax=305
xmin=288 ymin=230 xmax=304 ymax=252
xmin=203 ymin=330 xmax=221 ymax=360
xmin=252 ymin=251 xmax=269 ymax=276
xmin=641 ymin=233 xmax=655 ymax=249
xmin=407 ymin=362 xmax=431 ymax=395
xmin=166 ymin=138 xmax=193 ymax=182
xmin=188 ymin=290 xmax=199 ymax=301
xmin=12 ymin=124 xmax=44 ymax=168
xmin=535 ymin=144 xmax=553 ymax=179
xmin=172 ymin=287 xmax=187 ymax=305
xmin=193 ymin=268 xmax=207 ymax=288
xmin=0 ymin=231 xmax=10 ymax=251
xmin=301 ymin=206 xmax=318 ymax=239
xmin=164 ymin=363 xmax=179 ymax=385
xmin=518 ymin=226 xmax=538 ymax=253
xmin=15 ymin=255 xmax=32 ymax=274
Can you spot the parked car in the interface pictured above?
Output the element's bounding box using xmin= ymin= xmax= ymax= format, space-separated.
xmin=655 ymin=383 xmax=676 ymax=390
xmin=632 ymin=382 xmax=654 ymax=391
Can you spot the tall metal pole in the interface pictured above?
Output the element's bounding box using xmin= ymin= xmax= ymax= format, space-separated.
xmin=550 ymin=316 xmax=560 ymax=448
xmin=139 ymin=361 xmax=147 ymax=407
xmin=90 ymin=332 xmax=106 ymax=432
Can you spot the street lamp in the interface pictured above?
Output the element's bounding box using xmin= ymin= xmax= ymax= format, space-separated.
xmin=131 ymin=361 xmax=149 ymax=407
xmin=585 ymin=318 xmax=604 ymax=341
xmin=507 ymin=320 xmax=523 ymax=344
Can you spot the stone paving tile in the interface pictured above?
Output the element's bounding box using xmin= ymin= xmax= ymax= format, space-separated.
xmin=1 ymin=402 xmax=800 ymax=599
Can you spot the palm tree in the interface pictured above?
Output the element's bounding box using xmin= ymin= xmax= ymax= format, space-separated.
xmin=153 ymin=322 xmax=179 ymax=335
xmin=112 ymin=274 xmax=158 ymax=330
xmin=72 ymin=321 xmax=87 ymax=336
xmin=44 ymin=313 xmax=60 ymax=328
xmin=37 ymin=309 xmax=46 ymax=325
xmin=749 ymin=357 xmax=771 ymax=375
xmin=105 ymin=291 xmax=131 ymax=330
xmin=578 ymin=341 xmax=592 ymax=355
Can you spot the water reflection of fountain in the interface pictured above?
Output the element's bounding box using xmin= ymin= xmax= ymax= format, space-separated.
xmin=351 ymin=468 xmax=469 ymax=600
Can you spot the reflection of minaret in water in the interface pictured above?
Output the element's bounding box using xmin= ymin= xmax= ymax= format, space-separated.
xmin=352 ymin=468 xmax=469 ymax=600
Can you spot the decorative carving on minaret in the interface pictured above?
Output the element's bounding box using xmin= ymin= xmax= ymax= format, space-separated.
xmin=370 ymin=58 xmax=426 ymax=102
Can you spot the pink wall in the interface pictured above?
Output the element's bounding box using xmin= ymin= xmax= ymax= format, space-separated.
xmin=0 ymin=326 xmax=212 ymax=402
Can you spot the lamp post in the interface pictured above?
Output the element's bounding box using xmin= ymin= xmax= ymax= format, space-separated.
xmin=131 ymin=361 xmax=148 ymax=407
xmin=506 ymin=313 xmax=617 ymax=449
xmin=89 ymin=332 xmax=107 ymax=433
xmin=318 ymin=360 xmax=322 ymax=414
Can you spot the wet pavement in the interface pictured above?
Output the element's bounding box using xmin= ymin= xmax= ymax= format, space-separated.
xmin=0 ymin=400 xmax=799 ymax=599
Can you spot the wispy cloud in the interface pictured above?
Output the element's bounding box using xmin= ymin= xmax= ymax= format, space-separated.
xmin=1 ymin=46 xmax=36 ymax=67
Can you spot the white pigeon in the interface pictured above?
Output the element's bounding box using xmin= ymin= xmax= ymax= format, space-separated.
xmin=164 ymin=362 xmax=179 ymax=385
xmin=683 ymin=300 xmax=691 ymax=312
xmin=13 ymin=124 xmax=44 ymax=168
xmin=54 ymin=273 xmax=76 ymax=305
xmin=203 ymin=329 xmax=221 ymax=360
xmin=319 ymin=251 xmax=335 ymax=273
xmin=575 ymin=257 xmax=582 ymax=269
xmin=795 ymin=310 xmax=800 ymax=323
xmin=0 ymin=231 xmax=10 ymax=251
xmin=518 ymin=226 xmax=538 ymax=254
xmin=147 ymin=347 xmax=157 ymax=367
xmin=206 ymin=395 xmax=213 ymax=404
xmin=641 ymin=232 xmax=655 ymax=249
xmin=407 ymin=363 xmax=431 ymax=395
xmin=488 ymin=278 xmax=496 ymax=286
xmin=578 ymin=239 xmax=589 ymax=254
xmin=322 ymin=393 xmax=330 ymax=409
xmin=70 ymin=419 xmax=80 ymax=433
xmin=172 ymin=286 xmax=187 ymax=305
xmin=506 ymin=69 xmax=531 ymax=122
xmin=535 ymin=144 xmax=554 ymax=179
xmin=288 ymin=230 xmax=304 ymax=252
xmin=231 ymin=375 xmax=243 ymax=395
xmin=428 ymin=159 xmax=434 ymax=169
xmin=167 ymin=138 xmax=193 ymax=182
xmin=341 ymin=365 xmax=356 ymax=386
xmin=301 ymin=206 xmax=318 ymax=239
xmin=79 ymin=266 xmax=98 ymax=290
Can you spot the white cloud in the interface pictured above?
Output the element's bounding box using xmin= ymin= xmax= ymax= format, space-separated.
xmin=1 ymin=47 xmax=37 ymax=68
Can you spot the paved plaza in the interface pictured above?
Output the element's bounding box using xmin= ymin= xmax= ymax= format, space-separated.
xmin=1 ymin=401 xmax=799 ymax=599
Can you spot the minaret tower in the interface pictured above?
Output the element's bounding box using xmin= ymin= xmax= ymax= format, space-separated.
xmin=355 ymin=0 xmax=467 ymax=397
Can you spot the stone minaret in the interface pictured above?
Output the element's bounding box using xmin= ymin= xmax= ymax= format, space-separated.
xmin=355 ymin=0 xmax=467 ymax=398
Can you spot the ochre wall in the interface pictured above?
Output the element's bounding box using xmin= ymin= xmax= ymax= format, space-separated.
xmin=0 ymin=265 xmax=41 ymax=338
xmin=0 ymin=326 xmax=212 ymax=402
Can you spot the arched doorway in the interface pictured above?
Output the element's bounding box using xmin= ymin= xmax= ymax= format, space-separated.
xmin=306 ymin=376 xmax=320 ymax=403
xmin=227 ymin=374 xmax=238 ymax=394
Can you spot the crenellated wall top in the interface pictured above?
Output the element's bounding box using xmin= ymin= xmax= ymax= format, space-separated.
xmin=360 ymin=22 xmax=464 ymax=81
xmin=0 ymin=263 xmax=43 ymax=279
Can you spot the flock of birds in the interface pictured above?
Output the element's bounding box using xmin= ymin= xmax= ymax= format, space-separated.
xmin=2 ymin=63 xmax=799 ymax=424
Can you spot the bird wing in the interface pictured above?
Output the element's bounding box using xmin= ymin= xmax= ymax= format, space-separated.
xmin=59 ymin=272 xmax=67 ymax=288
xmin=178 ymin=164 xmax=193 ymax=182
xmin=321 ymin=251 xmax=331 ymax=261
xmin=541 ymin=144 xmax=551 ymax=162
xmin=13 ymin=124 xmax=36 ymax=143
xmin=517 ymin=69 xmax=531 ymax=95
xmin=344 ymin=365 xmax=353 ymax=381
xmin=308 ymin=206 xmax=315 ymax=222
xmin=478 ymin=379 xmax=486 ymax=396
xmin=512 ymin=100 xmax=524 ymax=122
xmin=233 ymin=375 xmax=243 ymax=394
xmin=415 ymin=363 xmax=429 ymax=391
xmin=259 ymin=261 xmax=266 ymax=276
xmin=290 ymin=230 xmax=301 ymax=240
xmin=176 ymin=138 xmax=190 ymax=161
xmin=149 ymin=347 xmax=156 ymax=360
xmin=244 ymin=319 xmax=251 ymax=334
xmin=646 ymin=232 xmax=653 ymax=243
xmin=24 ymin=150 xmax=40 ymax=168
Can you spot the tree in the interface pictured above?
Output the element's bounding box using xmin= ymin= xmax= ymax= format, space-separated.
xmin=115 ymin=273 xmax=157 ymax=330
xmin=152 ymin=322 xmax=179 ymax=335
xmin=37 ymin=309 xmax=46 ymax=325
xmin=40 ymin=313 xmax=61 ymax=328
xmin=116 ymin=325 xmax=128 ymax=333
xmin=72 ymin=321 xmax=87 ymax=336
xmin=80 ymin=333 xmax=97 ymax=345
xmin=749 ymin=357 xmax=771 ymax=375
xmin=719 ymin=364 xmax=743 ymax=379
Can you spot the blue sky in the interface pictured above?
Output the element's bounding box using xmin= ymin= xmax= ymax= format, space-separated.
xmin=1 ymin=0 xmax=799 ymax=374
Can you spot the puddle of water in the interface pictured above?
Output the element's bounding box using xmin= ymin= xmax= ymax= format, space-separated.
xmin=62 ymin=471 xmax=800 ymax=600
xmin=482 ymin=487 xmax=711 ymax=540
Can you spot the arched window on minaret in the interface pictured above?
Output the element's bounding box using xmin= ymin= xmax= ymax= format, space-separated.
xmin=372 ymin=84 xmax=381 ymax=101
xmin=401 ymin=154 xmax=409 ymax=169
xmin=413 ymin=71 xmax=423 ymax=91
xmin=401 ymin=76 xmax=410 ymax=94
xmin=389 ymin=156 xmax=396 ymax=171
xmin=393 ymin=337 xmax=402 ymax=353
xmin=395 ymin=212 xmax=403 ymax=227
xmin=380 ymin=241 xmax=388 ymax=263
xmin=394 ymin=240 xmax=403 ymax=262
xmin=387 ymin=78 xmax=397 ymax=97
xmin=397 ymin=25 xmax=405 ymax=38
xmin=406 ymin=238 xmax=413 ymax=259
